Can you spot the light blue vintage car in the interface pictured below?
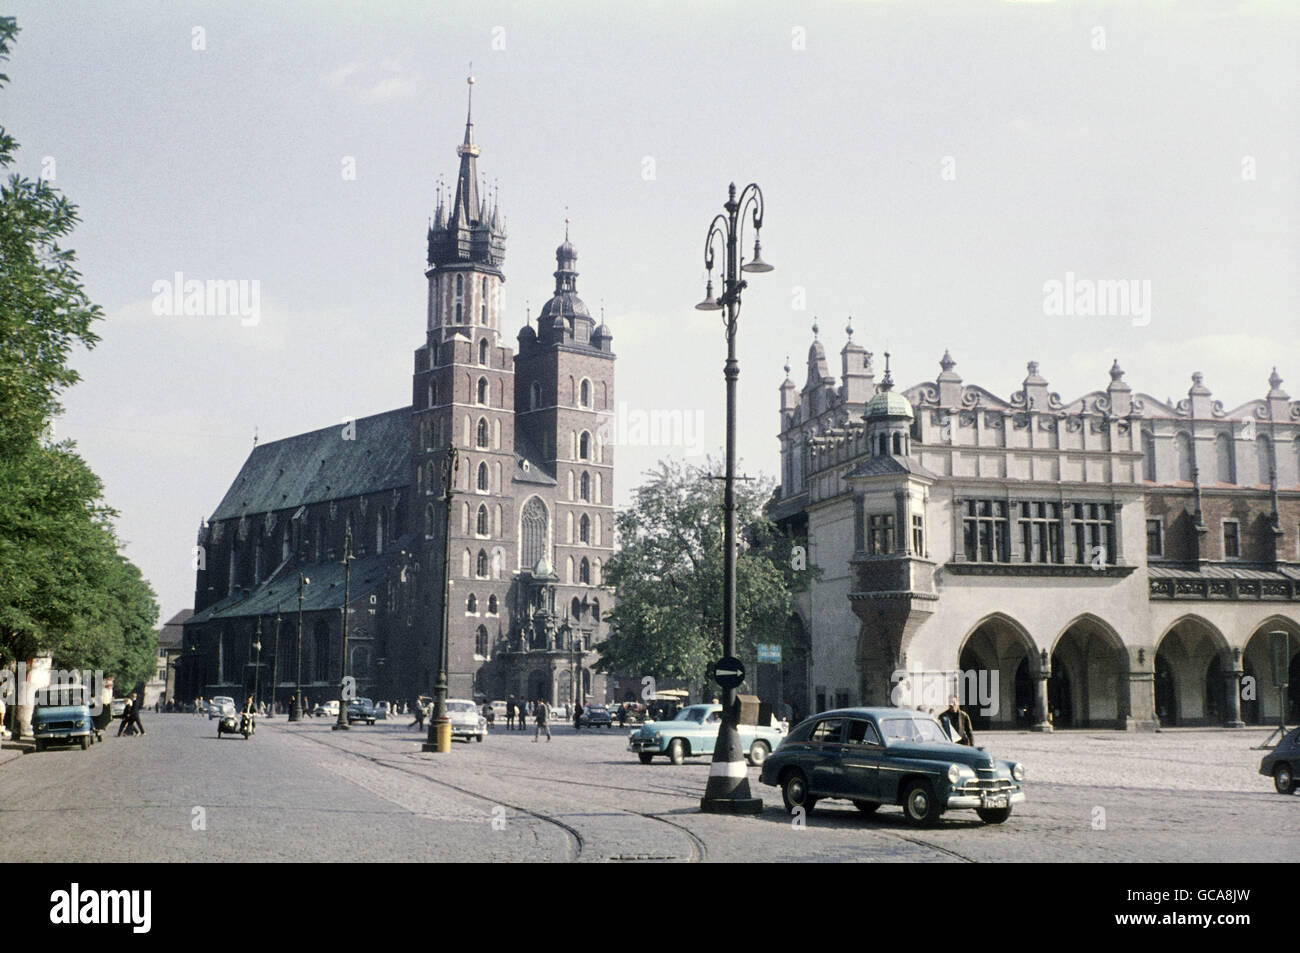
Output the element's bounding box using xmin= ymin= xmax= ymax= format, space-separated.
xmin=628 ymin=704 xmax=785 ymax=766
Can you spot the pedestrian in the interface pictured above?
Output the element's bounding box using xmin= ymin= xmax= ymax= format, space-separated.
xmin=937 ymin=695 xmax=974 ymax=746
xmin=482 ymin=701 xmax=494 ymax=732
xmin=130 ymin=693 xmax=146 ymax=735
xmin=574 ymin=702 xmax=583 ymax=731
xmin=617 ymin=703 xmax=627 ymax=728
xmin=533 ymin=698 xmax=551 ymax=742
xmin=506 ymin=695 xmax=515 ymax=730
xmin=117 ymin=695 xmax=134 ymax=737
xmin=410 ymin=697 xmax=425 ymax=730
xmin=517 ymin=699 xmax=527 ymax=730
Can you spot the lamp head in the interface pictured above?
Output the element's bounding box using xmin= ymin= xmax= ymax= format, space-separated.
xmin=742 ymin=238 xmax=773 ymax=274
xmin=695 ymin=278 xmax=722 ymax=311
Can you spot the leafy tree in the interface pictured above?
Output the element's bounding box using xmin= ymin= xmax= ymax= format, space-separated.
xmin=595 ymin=459 xmax=813 ymax=700
xmin=0 ymin=18 xmax=158 ymax=692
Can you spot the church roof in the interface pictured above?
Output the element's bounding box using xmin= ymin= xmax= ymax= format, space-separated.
xmin=210 ymin=407 xmax=410 ymax=522
xmin=512 ymin=431 xmax=556 ymax=486
xmin=187 ymin=551 xmax=397 ymax=624
xmin=844 ymin=455 xmax=937 ymax=480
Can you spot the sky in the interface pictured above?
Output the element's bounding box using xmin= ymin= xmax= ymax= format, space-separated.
xmin=4 ymin=0 xmax=1297 ymax=626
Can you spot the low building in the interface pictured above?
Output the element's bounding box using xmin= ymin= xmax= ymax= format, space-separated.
xmin=769 ymin=324 xmax=1300 ymax=730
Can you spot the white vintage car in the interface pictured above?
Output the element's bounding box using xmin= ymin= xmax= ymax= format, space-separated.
xmin=445 ymin=699 xmax=487 ymax=742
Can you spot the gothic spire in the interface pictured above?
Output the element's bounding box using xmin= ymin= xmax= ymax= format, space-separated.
xmin=452 ymin=71 xmax=481 ymax=226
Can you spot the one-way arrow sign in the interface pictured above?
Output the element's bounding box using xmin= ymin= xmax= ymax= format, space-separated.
xmin=710 ymin=656 xmax=745 ymax=690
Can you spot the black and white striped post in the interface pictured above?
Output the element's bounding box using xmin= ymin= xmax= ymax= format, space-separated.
xmin=695 ymin=182 xmax=772 ymax=814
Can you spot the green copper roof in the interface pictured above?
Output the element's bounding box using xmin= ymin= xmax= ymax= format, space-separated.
xmin=865 ymin=390 xmax=914 ymax=420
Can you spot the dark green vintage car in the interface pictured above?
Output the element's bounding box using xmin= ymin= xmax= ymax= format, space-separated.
xmin=759 ymin=707 xmax=1026 ymax=826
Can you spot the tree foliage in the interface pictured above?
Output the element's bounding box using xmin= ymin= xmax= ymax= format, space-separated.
xmin=0 ymin=17 xmax=157 ymax=690
xmin=595 ymin=459 xmax=813 ymax=699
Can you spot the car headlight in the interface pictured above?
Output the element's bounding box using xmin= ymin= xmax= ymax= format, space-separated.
xmin=1012 ymin=762 xmax=1025 ymax=782
xmin=947 ymin=763 xmax=963 ymax=785
xmin=653 ymin=732 xmax=663 ymax=744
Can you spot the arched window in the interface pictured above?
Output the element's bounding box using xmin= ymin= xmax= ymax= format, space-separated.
xmin=520 ymin=497 xmax=548 ymax=569
xmin=530 ymin=381 xmax=542 ymax=410
xmin=428 ymin=381 xmax=437 ymax=407
xmin=592 ymin=598 xmax=600 ymax=623
xmin=1215 ymin=432 xmax=1236 ymax=483
xmin=487 ymin=594 xmax=498 ymax=615
xmin=479 ymin=338 xmax=488 ymax=366
xmin=375 ymin=510 xmax=384 ymax=554
xmin=579 ymin=513 xmax=590 ymax=544
xmin=477 ymin=377 xmax=488 ymax=405
xmin=579 ymin=431 xmax=590 ymax=460
xmin=1175 ymin=432 xmax=1193 ymax=482
xmin=425 ymin=503 xmax=435 ymax=537
xmin=475 ymin=625 xmax=489 ymax=657
xmin=477 ymin=461 xmax=489 ymax=492
xmin=477 ymin=417 xmax=489 ymax=448
xmin=455 ymin=274 xmax=463 ymax=295
xmin=476 ymin=504 xmax=488 ymax=536
xmin=892 ymin=432 xmax=902 ymax=455
xmin=579 ymin=557 xmax=590 ymax=584
xmin=480 ymin=278 xmax=488 ymax=324
xmin=467 ymin=593 xmax=477 ymax=613
xmin=571 ymin=596 xmax=582 ymax=619
xmin=580 ymin=471 xmax=590 ymax=501
xmin=1258 ymin=434 xmax=1275 ymax=484
xmin=476 ymin=549 xmax=488 ymax=577
xmin=580 ymin=379 xmax=590 ymax=407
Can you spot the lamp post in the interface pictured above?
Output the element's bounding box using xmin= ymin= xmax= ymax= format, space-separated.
xmin=424 ymin=444 xmax=459 ymax=753
xmin=252 ymin=622 xmax=262 ymax=713
xmin=695 ymin=181 xmax=772 ymax=814
xmin=267 ymin=605 xmax=281 ymax=718
xmin=290 ymin=574 xmax=310 ymax=721
xmin=334 ymin=531 xmax=354 ymax=731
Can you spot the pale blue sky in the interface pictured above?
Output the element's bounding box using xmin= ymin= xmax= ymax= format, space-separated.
xmin=5 ymin=0 xmax=1297 ymax=624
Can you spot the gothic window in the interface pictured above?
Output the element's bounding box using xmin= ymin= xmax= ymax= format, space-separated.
xmin=477 ymin=377 xmax=489 ymax=405
xmin=1215 ymin=433 xmax=1236 ymax=484
xmin=1223 ymin=520 xmax=1241 ymax=558
xmin=475 ymin=625 xmax=489 ymax=658
xmin=579 ymin=557 xmax=590 ymax=585
xmin=376 ymin=510 xmax=385 ymax=554
xmin=962 ymin=500 xmax=1009 ymax=562
xmin=579 ymin=514 xmax=590 ymax=544
xmin=417 ymin=466 xmax=423 ymax=495
xmin=571 ymin=596 xmax=582 ymax=619
xmin=1175 ymin=432 xmax=1193 ymax=482
xmin=476 ymin=504 xmax=488 ymax=536
xmin=579 ymin=431 xmax=591 ymax=460
xmin=476 ymin=549 xmax=488 ymax=577
xmin=425 ymin=503 xmax=435 ymax=538
xmin=520 ymin=497 xmax=548 ymax=569
xmin=477 ymin=417 xmax=489 ymax=448
xmin=892 ymin=432 xmax=903 ymax=455
xmin=530 ymin=381 xmax=542 ymax=410
xmin=467 ymin=593 xmax=477 ymax=614
xmin=480 ymin=278 xmax=488 ymax=324
xmin=580 ymin=471 xmax=591 ymax=501
xmin=580 ymin=379 xmax=590 ymax=407
xmin=428 ymin=381 xmax=437 ymax=408
xmin=477 ymin=461 xmax=489 ymax=492
xmin=591 ymin=599 xmax=600 ymax=623
xmin=455 ymin=301 xmax=463 ymax=323
xmin=479 ymin=338 xmax=488 ymax=366
xmin=455 ymin=274 xmax=463 ymax=294
xmin=313 ymin=621 xmax=330 ymax=682
xmin=487 ymin=594 xmax=498 ymax=615
xmin=455 ymin=274 xmax=464 ymax=323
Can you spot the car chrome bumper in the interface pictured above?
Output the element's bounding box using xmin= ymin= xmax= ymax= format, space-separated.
xmin=946 ymin=790 xmax=1026 ymax=810
xmin=628 ymin=740 xmax=660 ymax=752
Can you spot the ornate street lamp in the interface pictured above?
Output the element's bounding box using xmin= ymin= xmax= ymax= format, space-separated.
xmin=334 ymin=531 xmax=354 ymax=731
xmin=696 ymin=182 xmax=771 ymax=814
xmin=424 ymin=444 xmax=459 ymax=754
xmin=267 ymin=605 xmax=281 ymax=718
xmin=290 ymin=574 xmax=310 ymax=721
xmin=252 ymin=623 xmax=262 ymax=712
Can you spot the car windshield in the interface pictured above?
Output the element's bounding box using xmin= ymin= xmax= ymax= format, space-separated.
xmin=447 ymin=702 xmax=475 ymax=713
xmin=676 ymin=708 xmax=706 ymax=723
xmin=880 ymin=716 xmax=949 ymax=744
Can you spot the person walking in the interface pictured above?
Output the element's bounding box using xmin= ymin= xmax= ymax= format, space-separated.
xmin=938 ymin=695 xmax=975 ymax=746
xmin=410 ymin=696 xmax=425 ymax=730
xmin=116 ymin=695 xmax=134 ymax=737
xmin=517 ymin=699 xmax=527 ymax=731
xmin=617 ymin=703 xmax=627 ymax=728
xmin=573 ymin=702 xmax=583 ymax=731
xmin=506 ymin=695 xmax=515 ymax=730
xmin=533 ymin=698 xmax=551 ymax=742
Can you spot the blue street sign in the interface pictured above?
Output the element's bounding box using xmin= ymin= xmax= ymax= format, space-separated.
xmin=757 ymin=643 xmax=782 ymax=664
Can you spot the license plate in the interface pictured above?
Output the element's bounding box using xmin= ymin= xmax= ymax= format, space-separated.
xmin=981 ymin=793 xmax=1009 ymax=809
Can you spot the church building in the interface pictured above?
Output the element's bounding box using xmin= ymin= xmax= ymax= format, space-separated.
xmin=180 ymin=80 xmax=616 ymax=709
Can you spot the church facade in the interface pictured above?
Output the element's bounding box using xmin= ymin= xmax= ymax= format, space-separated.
xmin=769 ymin=324 xmax=1300 ymax=731
xmin=180 ymin=83 xmax=615 ymax=710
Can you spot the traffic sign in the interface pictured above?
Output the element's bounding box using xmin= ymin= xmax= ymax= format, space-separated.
xmin=757 ymin=643 xmax=782 ymax=664
xmin=710 ymin=656 xmax=745 ymax=690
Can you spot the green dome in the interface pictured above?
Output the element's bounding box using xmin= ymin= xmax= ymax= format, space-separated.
xmin=866 ymin=389 xmax=914 ymax=420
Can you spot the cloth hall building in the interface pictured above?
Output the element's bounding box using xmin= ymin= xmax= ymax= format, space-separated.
xmin=179 ymin=85 xmax=616 ymax=709
xmin=769 ymin=326 xmax=1300 ymax=730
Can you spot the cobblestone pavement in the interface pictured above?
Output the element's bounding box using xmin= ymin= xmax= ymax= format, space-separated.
xmin=0 ymin=715 xmax=1294 ymax=862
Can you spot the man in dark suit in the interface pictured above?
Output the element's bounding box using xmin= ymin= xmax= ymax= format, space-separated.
xmin=938 ymin=696 xmax=974 ymax=746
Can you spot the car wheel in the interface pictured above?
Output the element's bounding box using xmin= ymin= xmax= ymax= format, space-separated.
xmin=1275 ymin=763 xmax=1295 ymax=795
xmin=976 ymin=806 xmax=1013 ymax=824
xmin=80 ymin=736 xmax=90 ymax=750
xmin=902 ymin=780 xmax=941 ymax=827
xmin=746 ymin=740 xmax=770 ymax=767
xmin=853 ymin=800 xmax=880 ymax=815
xmin=476 ymin=733 xmax=484 ymax=743
xmin=668 ymin=738 xmax=686 ymax=765
xmin=637 ymin=752 xmax=654 ymax=764
xmin=781 ymin=770 xmax=817 ymax=816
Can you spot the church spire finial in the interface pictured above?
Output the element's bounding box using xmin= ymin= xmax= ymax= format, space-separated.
xmin=881 ymin=352 xmax=893 ymax=391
